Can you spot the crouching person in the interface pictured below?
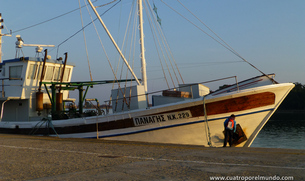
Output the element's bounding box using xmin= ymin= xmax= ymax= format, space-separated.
xmin=223 ymin=114 xmax=236 ymax=147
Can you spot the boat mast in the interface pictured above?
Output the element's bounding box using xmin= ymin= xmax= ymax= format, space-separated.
xmin=138 ymin=0 xmax=147 ymax=93
xmin=0 ymin=13 xmax=12 ymax=63
xmin=0 ymin=13 xmax=3 ymax=63
xmin=87 ymin=0 xmax=141 ymax=86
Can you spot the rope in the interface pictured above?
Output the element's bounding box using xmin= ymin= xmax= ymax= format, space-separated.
xmin=146 ymin=0 xmax=185 ymax=86
xmin=95 ymin=0 xmax=118 ymax=8
xmin=115 ymin=1 xmax=137 ymax=111
xmin=160 ymin=29 xmax=185 ymax=84
xmin=85 ymin=0 xmax=121 ymax=80
xmin=11 ymin=1 xmax=97 ymax=34
xmin=145 ymin=0 xmax=177 ymax=88
xmin=29 ymin=117 xmax=59 ymax=138
xmin=85 ymin=0 xmax=130 ymax=111
xmin=146 ymin=0 xmax=180 ymax=86
xmin=2 ymin=22 xmax=11 ymax=34
xmin=143 ymin=0 xmax=170 ymax=88
xmin=79 ymin=0 xmax=93 ymax=81
xmin=144 ymin=1 xmax=179 ymax=84
xmin=56 ymin=0 xmax=121 ymax=58
xmin=118 ymin=2 xmax=133 ymax=111
xmin=125 ymin=8 xmax=138 ymax=109
xmin=203 ymin=95 xmax=212 ymax=147
xmin=162 ymin=0 xmax=278 ymax=84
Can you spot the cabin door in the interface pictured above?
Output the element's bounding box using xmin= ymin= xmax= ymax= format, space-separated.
xmin=0 ymin=100 xmax=29 ymax=122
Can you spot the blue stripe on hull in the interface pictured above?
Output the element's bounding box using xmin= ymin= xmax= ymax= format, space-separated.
xmin=85 ymin=108 xmax=274 ymax=139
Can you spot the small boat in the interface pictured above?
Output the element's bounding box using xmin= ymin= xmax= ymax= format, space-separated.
xmin=0 ymin=2 xmax=294 ymax=147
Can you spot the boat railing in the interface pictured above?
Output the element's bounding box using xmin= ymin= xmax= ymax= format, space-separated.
xmin=0 ymin=78 xmax=23 ymax=98
xmin=105 ymin=76 xmax=239 ymax=113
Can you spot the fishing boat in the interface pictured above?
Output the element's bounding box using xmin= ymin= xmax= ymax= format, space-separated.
xmin=0 ymin=1 xmax=294 ymax=147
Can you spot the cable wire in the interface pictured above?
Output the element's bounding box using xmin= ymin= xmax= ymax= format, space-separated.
xmin=12 ymin=1 xmax=98 ymax=34
xmin=56 ymin=0 xmax=121 ymax=58
xmin=162 ymin=0 xmax=277 ymax=84
xmin=79 ymin=0 xmax=93 ymax=81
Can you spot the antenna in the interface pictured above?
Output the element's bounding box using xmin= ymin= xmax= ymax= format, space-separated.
xmin=15 ymin=35 xmax=55 ymax=58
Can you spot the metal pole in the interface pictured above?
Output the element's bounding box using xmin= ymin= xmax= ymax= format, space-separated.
xmin=1 ymin=100 xmax=9 ymax=121
xmin=51 ymin=84 xmax=56 ymax=117
xmin=87 ymin=0 xmax=141 ymax=86
xmin=0 ymin=13 xmax=2 ymax=63
xmin=38 ymin=49 xmax=48 ymax=92
xmin=78 ymin=86 xmax=83 ymax=114
xmin=0 ymin=14 xmax=12 ymax=63
xmin=235 ymin=76 xmax=240 ymax=92
xmin=138 ymin=0 xmax=147 ymax=93
xmin=59 ymin=52 xmax=68 ymax=89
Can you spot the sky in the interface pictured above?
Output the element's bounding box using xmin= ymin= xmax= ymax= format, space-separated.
xmin=1 ymin=0 xmax=305 ymax=102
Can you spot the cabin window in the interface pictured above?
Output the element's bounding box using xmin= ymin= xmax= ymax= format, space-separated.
xmin=9 ymin=65 xmax=23 ymax=80
xmin=53 ymin=67 xmax=62 ymax=81
xmin=63 ymin=68 xmax=70 ymax=81
xmin=45 ymin=66 xmax=54 ymax=81
xmin=27 ymin=64 xmax=38 ymax=79
xmin=36 ymin=65 xmax=47 ymax=80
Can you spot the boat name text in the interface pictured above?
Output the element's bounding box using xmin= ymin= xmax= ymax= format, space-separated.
xmin=133 ymin=110 xmax=192 ymax=126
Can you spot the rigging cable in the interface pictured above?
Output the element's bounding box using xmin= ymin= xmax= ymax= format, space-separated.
xmin=144 ymin=0 xmax=175 ymax=88
xmin=147 ymin=0 xmax=185 ymax=85
xmin=114 ymin=0 xmax=137 ymax=111
xmin=84 ymin=0 xmax=130 ymax=111
xmin=95 ymin=0 xmax=118 ymax=8
xmin=143 ymin=0 xmax=170 ymax=88
xmin=118 ymin=1 xmax=134 ymax=85
xmin=2 ymin=22 xmax=11 ymax=35
xmin=176 ymin=0 xmax=277 ymax=83
xmin=56 ymin=0 xmax=121 ymax=59
xmin=129 ymin=17 xmax=138 ymax=104
xmin=126 ymin=5 xmax=138 ymax=108
xmin=146 ymin=0 xmax=180 ymax=86
xmin=12 ymin=0 xmax=98 ymax=34
xmin=79 ymin=0 xmax=93 ymax=81
xmin=160 ymin=29 xmax=185 ymax=84
xmin=161 ymin=0 xmax=277 ymax=84
xmin=84 ymin=0 xmax=121 ymax=81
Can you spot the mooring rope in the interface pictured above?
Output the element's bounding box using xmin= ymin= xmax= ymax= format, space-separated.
xmin=203 ymin=95 xmax=212 ymax=147
xmin=29 ymin=117 xmax=59 ymax=138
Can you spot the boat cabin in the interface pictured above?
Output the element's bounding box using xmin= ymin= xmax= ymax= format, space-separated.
xmin=0 ymin=57 xmax=74 ymax=122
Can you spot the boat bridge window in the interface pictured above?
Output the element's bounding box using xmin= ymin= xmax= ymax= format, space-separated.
xmin=26 ymin=65 xmax=70 ymax=81
xmin=27 ymin=64 xmax=38 ymax=79
xmin=53 ymin=67 xmax=70 ymax=81
xmin=36 ymin=65 xmax=43 ymax=80
xmin=63 ymin=68 xmax=70 ymax=81
xmin=9 ymin=65 xmax=23 ymax=80
xmin=45 ymin=66 xmax=54 ymax=81
xmin=53 ymin=67 xmax=61 ymax=81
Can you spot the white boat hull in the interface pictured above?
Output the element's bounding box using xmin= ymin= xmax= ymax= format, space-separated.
xmin=1 ymin=82 xmax=290 ymax=147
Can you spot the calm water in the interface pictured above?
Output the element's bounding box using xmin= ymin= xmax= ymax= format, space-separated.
xmin=251 ymin=116 xmax=305 ymax=150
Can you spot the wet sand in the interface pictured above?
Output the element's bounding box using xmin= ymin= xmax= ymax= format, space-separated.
xmin=0 ymin=134 xmax=304 ymax=180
